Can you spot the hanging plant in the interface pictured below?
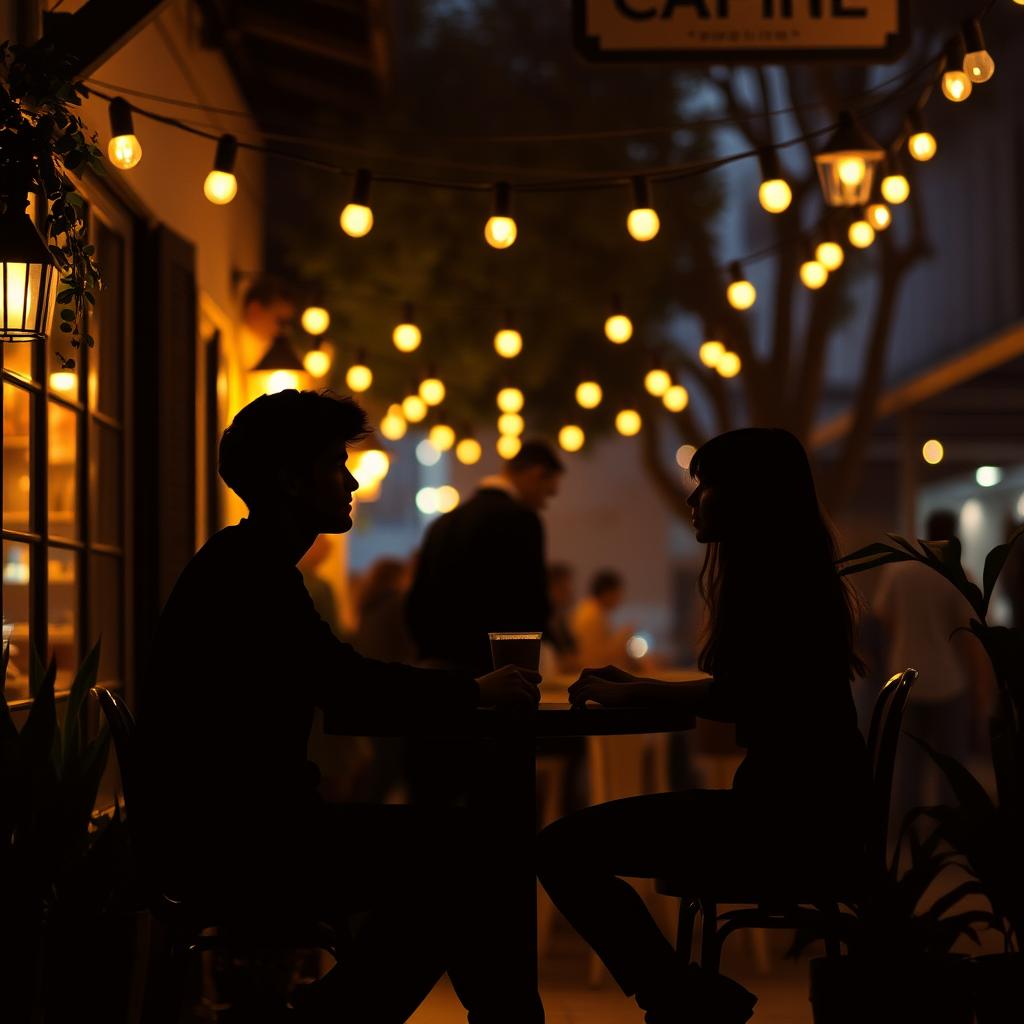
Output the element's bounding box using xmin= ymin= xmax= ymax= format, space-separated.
xmin=0 ymin=39 xmax=104 ymax=368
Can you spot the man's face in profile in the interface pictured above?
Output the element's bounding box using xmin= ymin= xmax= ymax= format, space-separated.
xmin=514 ymin=467 xmax=561 ymax=512
xmin=290 ymin=438 xmax=359 ymax=533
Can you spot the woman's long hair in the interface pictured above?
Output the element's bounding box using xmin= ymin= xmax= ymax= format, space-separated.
xmin=691 ymin=428 xmax=864 ymax=682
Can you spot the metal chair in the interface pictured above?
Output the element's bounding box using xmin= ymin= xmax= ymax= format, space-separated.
xmin=655 ymin=668 xmax=917 ymax=973
xmin=91 ymin=686 xmax=344 ymax=1022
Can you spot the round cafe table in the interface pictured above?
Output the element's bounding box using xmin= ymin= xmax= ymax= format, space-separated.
xmin=324 ymin=699 xmax=697 ymax=991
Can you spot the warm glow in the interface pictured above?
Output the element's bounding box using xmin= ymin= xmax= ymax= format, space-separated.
xmin=428 ymin=423 xmax=456 ymax=451
xmin=4 ymin=262 xmax=28 ymax=324
xmin=416 ymin=487 xmax=440 ymax=514
xmin=352 ymin=449 xmax=391 ymax=493
xmin=303 ymin=349 xmax=331 ymax=377
xmin=393 ymin=321 xmax=422 ymax=353
xmin=494 ymin=328 xmax=523 ymax=359
xmin=484 ymin=215 xmax=517 ymax=249
xmin=340 ymin=203 xmax=374 ymax=237
xmin=908 ymin=131 xmax=937 ymax=162
xmin=345 ymin=363 xmax=372 ymax=392
xmin=662 ymin=385 xmax=689 ymax=412
xmin=497 ymin=434 xmax=522 ymax=459
xmin=604 ymin=314 xmax=633 ymax=344
xmin=416 ymin=440 xmax=441 ymax=467
xmin=964 ymin=50 xmax=995 ymax=83
xmin=921 ymin=439 xmax=944 ymax=465
xmin=815 ymin=242 xmax=845 ymax=271
xmin=866 ymin=203 xmax=892 ymax=231
xmin=402 ymin=394 xmax=428 ymax=422
xmin=699 ymin=341 xmax=725 ymax=368
xmin=575 ymin=381 xmax=603 ymax=409
xmin=644 ymin=368 xmax=671 ymax=397
xmin=497 ymin=387 xmax=524 ymax=414
xmin=799 ymin=260 xmax=828 ymax=290
xmin=976 ymin=466 xmax=1003 ymax=488
xmin=380 ymin=407 xmax=407 ymax=441
xmin=727 ymin=279 xmax=757 ymax=311
xmin=837 ymin=156 xmax=867 ymax=187
xmin=558 ymin=425 xmax=585 ymax=453
xmin=498 ymin=413 xmax=525 ymax=437
xmin=848 ymin=220 xmax=876 ymax=249
xmin=108 ymin=134 xmax=142 ymax=170
xmin=49 ymin=370 xmax=77 ymax=393
xmin=615 ymin=409 xmax=642 ymax=436
xmin=266 ymin=370 xmax=299 ymax=394
xmin=941 ymin=70 xmax=972 ymax=102
xmin=717 ymin=352 xmax=742 ymax=379
xmin=436 ymin=485 xmax=460 ymax=513
xmin=881 ymin=174 xmax=910 ymax=205
xmin=204 ymin=170 xmax=237 ymax=205
xmin=419 ymin=377 xmax=446 ymax=406
xmin=456 ymin=437 xmax=482 ymax=465
xmin=627 ymin=208 xmax=660 ymax=242
xmin=301 ymin=306 xmax=330 ymax=336
xmin=758 ymin=178 xmax=792 ymax=214
xmin=676 ymin=444 xmax=696 ymax=469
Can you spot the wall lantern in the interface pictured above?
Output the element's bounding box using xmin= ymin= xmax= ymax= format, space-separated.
xmin=0 ymin=179 xmax=58 ymax=344
xmin=252 ymin=333 xmax=305 ymax=394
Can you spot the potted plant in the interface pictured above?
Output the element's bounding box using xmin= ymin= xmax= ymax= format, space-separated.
xmin=838 ymin=527 xmax=1024 ymax=1022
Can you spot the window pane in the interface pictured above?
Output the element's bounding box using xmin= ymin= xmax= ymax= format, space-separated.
xmin=90 ymin=224 xmax=124 ymax=420
xmin=3 ymin=382 xmax=32 ymax=533
xmin=88 ymin=553 xmax=123 ymax=685
xmin=47 ymin=547 xmax=78 ymax=692
xmin=48 ymin=400 xmax=79 ymax=540
xmin=90 ymin=421 xmax=122 ymax=547
xmin=3 ymin=339 xmax=33 ymax=381
xmin=2 ymin=540 xmax=31 ymax=700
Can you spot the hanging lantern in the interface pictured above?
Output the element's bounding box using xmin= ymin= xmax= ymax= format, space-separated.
xmin=813 ymin=110 xmax=885 ymax=208
xmin=252 ymin=334 xmax=305 ymax=394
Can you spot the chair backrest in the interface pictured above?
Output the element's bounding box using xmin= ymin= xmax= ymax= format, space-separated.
xmin=864 ymin=668 xmax=917 ymax=870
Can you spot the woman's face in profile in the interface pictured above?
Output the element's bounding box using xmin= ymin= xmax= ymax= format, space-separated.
xmin=687 ymin=479 xmax=723 ymax=543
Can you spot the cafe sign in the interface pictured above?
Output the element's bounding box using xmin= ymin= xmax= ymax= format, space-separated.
xmin=574 ymin=0 xmax=908 ymax=63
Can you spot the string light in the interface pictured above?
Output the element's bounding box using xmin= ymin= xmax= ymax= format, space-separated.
xmin=428 ymin=423 xmax=456 ymax=451
xmin=351 ymin=449 xmax=390 ymax=497
xmin=716 ymin=352 xmax=741 ymax=378
xmin=303 ymin=343 xmax=332 ymax=377
xmin=880 ymin=156 xmax=911 ymax=204
xmin=699 ymin=338 xmax=725 ymax=368
xmin=676 ymin=444 xmax=697 ymax=469
xmin=419 ymin=373 xmax=446 ymax=406
xmin=559 ymin=425 xmax=585 ymax=453
xmin=813 ymin=110 xmax=884 ymax=208
xmin=626 ymin=176 xmax=660 ymax=241
xmin=663 ymin=384 xmax=689 ymax=412
xmin=866 ymin=202 xmax=892 ymax=231
xmin=615 ymin=409 xmax=642 ymax=436
xmin=799 ymin=258 xmax=828 ymax=290
xmin=484 ymin=182 xmax=517 ymax=249
xmin=848 ymin=218 xmax=876 ymax=249
xmin=107 ymin=97 xmax=142 ymax=169
xmin=497 ymin=434 xmax=522 ymax=459
xmin=815 ymin=239 xmax=845 ymax=272
xmin=604 ymin=297 xmax=633 ymax=344
xmin=402 ymin=393 xmax=428 ymax=422
xmin=497 ymin=386 xmax=524 ymax=414
xmin=380 ymin=404 xmax=407 ymax=440
xmin=644 ymin=367 xmax=671 ymax=397
xmin=962 ymin=18 xmax=995 ymax=83
xmin=498 ymin=412 xmax=525 ymax=436
xmin=907 ymin=112 xmax=937 ymax=162
xmin=393 ymin=303 xmax=422 ymax=353
xmin=436 ymin=485 xmax=460 ymax=513
xmin=301 ymin=306 xmax=330 ymax=336
xmin=922 ymin=439 xmax=944 ymax=465
xmin=494 ymin=316 xmax=523 ymax=359
xmin=203 ymin=134 xmax=238 ymax=205
xmin=726 ymin=263 xmax=756 ymax=311
xmin=456 ymin=437 xmax=482 ymax=465
xmin=575 ymin=380 xmax=603 ymax=409
xmin=941 ymin=39 xmax=973 ymax=102
xmin=416 ymin=439 xmax=442 ymax=467
xmin=757 ymin=147 xmax=792 ymax=214
xmin=345 ymin=353 xmax=373 ymax=392
xmin=340 ymin=168 xmax=374 ymax=237
xmin=415 ymin=487 xmax=440 ymax=514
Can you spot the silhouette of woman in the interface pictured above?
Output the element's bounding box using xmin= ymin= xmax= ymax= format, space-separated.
xmin=537 ymin=428 xmax=868 ymax=1024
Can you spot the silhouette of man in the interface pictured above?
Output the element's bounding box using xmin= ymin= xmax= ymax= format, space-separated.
xmin=139 ymin=390 xmax=543 ymax=1023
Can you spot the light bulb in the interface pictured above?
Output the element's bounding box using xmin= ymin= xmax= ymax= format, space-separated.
xmin=497 ymin=434 xmax=522 ymax=459
xmin=416 ymin=487 xmax=439 ymax=514
xmin=428 ymin=423 xmax=456 ymax=451
xmin=908 ymin=131 xmax=937 ymax=162
xmin=204 ymin=170 xmax=237 ymax=205
xmin=941 ymin=69 xmax=972 ymax=103
xmin=716 ymin=352 xmax=741 ymax=378
xmin=815 ymin=241 xmax=845 ymax=271
xmin=615 ymin=409 xmax=642 ymax=436
xmin=837 ymin=156 xmax=867 ymax=187
xmin=922 ymin=439 xmax=944 ymax=465
xmin=380 ymin=406 xmax=407 ymax=441
xmin=964 ymin=50 xmax=995 ymax=83
xmin=558 ymin=425 xmax=585 ymax=453
xmin=699 ymin=341 xmax=725 ymax=368
xmin=644 ymin=368 xmax=671 ymax=397
xmin=416 ymin=440 xmax=441 ymax=467
xmin=880 ymin=173 xmax=910 ymax=205
xmin=758 ymin=178 xmax=792 ymax=214
xmin=676 ymin=444 xmax=696 ymax=469
xmin=109 ymin=134 xmax=142 ymax=170
xmin=436 ymin=485 xmax=460 ymax=513
xmin=485 ymin=215 xmax=517 ymax=249
xmin=345 ymin=363 xmax=372 ymax=392
xmin=498 ymin=413 xmax=525 ymax=437
xmin=393 ymin=321 xmax=422 ymax=353
xmin=340 ymin=168 xmax=374 ymax=237
xmin=456 ymin=438 xmax=482 ymax=465
xmin=575 ymin=381 xmax=603 ymax=409
xmin=727 ymin=279 xmax=756 ymax=311
xmin=402 ymin=394 xmax=428 ymax=422
xmin=866 ymin=203 xmax=892 ymax=231
xmin=419 ymin=377 xmax=445 ymax=406
xmin=976 ymin=466 xmax=1003 ymax=488
xmin=604 ymin=313 xmax=633 ymax=344
xmin=303 ymin=348 xmax=331 ymax=377
xmin=627 ymin=208 xmax=660 ymax=242
xmin=848 ymin=219 xmax=875 ymax=249
xmin=497 ymin=387 xmax=524 ymax=414
xmin=49 ymin=370 xmax=77 ymax=393
xmin=301 ymin=306 xmax=330 ymax=336
xmin=354 ymin=449 xmax=390 ymax=487
xmin=799 ymin=260 xmax=828 ymax=290
xmin=494 ymin=328 xmax=523 ymax=358
xmin=663 ymin=385 xmax=689 ymax=412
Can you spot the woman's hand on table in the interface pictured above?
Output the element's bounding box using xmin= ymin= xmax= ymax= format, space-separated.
xmin=569 ymin=665 xmax=650 ymax=708
xmin=475 ymin=665 xmax=542 ymax=708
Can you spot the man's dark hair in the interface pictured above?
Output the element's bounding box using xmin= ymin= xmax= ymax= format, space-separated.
xmin=507 ymin=440 xmax=564 ymax=475
xmin=219 ymin=390 xmax=369 ymax=508
xmin=590 ymin=570 xmax=624 ymax=598
xmin=926 ymin=509 xmax=959 ymax=542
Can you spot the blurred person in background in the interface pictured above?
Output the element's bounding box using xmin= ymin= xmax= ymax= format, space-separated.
xmin=571 ymin=570 xmax=634 ymax=669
